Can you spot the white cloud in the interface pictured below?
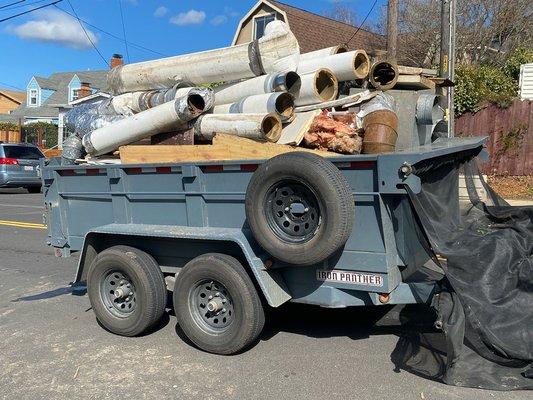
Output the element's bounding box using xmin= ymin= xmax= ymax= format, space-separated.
xmin=153 ymin=6 xmax=168 ymax=18
xmin=170 ymin=9 xmax=206 ymax=26
xmin=210 ymin=14 xmax=227 ymax=26
xmin=6 ymin=9 xmax=98 ymax=50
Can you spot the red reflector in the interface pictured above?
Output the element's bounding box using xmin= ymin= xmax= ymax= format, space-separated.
xmin=203 ymin=165 xmax=224 ymax=172
xmin=240 ymin=164 xmax=258 ymax=172
xmin=58 ymin=169 xmax=77 ymax=176
xmin=125 ymin=167 xmax=143 ymax=174
xmin=85 ymin=169 xmax=100 ymax=175
xmin=156 ymin=166 xmax=172 ymax=174
xmin=0 ymin=157 xmax=18 ymax=165
xmin=350 ymin=161 xmax=376 ymax=169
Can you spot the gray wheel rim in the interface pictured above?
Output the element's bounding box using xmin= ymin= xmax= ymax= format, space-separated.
xmin=100 ymin=270 xmax=137 ymax=318
xmin=189 ymin=279 xmax=234 ymax=333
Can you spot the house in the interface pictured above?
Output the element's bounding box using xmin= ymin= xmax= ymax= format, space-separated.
xmin=232 ymin=0 xmax=385 ymax=54
xmin=0 ymin=89 xmax=26 ymax=115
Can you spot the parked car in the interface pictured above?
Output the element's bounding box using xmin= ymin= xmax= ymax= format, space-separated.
xmin=0 ymin=142 xmax=45 ymax=193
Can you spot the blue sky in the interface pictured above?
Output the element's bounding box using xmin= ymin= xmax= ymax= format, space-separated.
xmin=0 ymin=0 xmax=386 ymax=91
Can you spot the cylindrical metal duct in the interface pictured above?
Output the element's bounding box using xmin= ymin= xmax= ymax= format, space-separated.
xmin=213 ymin=71 xmax=301 ymax=106
xmin=212 ymin=92 xmax=294 ymax=122
xmin=368 ymin=60 xmax=399 ymax=91
xmin=299 ymin=45 xmax=348 ymax=62
xmin=107 ymin=21 xmax=300 ymax=94
xmin=297 ymin=50 xmax=370 ymax=81
xmin=294 ymin=69 xmax=338 ymax=106
xmin=194 ymin=113 xmax=282 ymax=143
xmin=83 ymin=91 xmax=209 ymax=156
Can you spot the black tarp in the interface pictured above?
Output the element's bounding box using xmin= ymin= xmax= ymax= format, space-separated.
xmin=398 ymin=150 xmax=532 ymax=390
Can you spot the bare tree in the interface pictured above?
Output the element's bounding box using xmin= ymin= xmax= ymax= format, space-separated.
xmin=324 ymin=2 xmax=359 ymax=26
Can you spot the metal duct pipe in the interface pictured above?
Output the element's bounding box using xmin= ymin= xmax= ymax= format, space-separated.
xmin=297 ymin=50 xmax=370 ymax=81
xmin=107 ymin=21 xmax=300 ymax=94
xmin=83 ymin=91 xmax=209 ymax=156
xmin=194 ymin=113 xmax=282 ymax=143
xmin=299 ymin=45 xmax=348 ymax=62
xmin=213 ymin=71 xmax=301 ymax=106
xmin=212 ymin=92 xmax=294 ymax=122
xmin=294 ymin=69 xmax=338 ymax=106
xmin=368 ymin=60 xmax=399 ymax=91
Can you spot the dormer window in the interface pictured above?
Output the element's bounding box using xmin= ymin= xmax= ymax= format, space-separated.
xmin=71 ymin=89 xmax=80 ymax=102
xmin=29 ymin=89 xmax=38 ymax=106
xmin=254 ymin=13 xmax=276 ymax=40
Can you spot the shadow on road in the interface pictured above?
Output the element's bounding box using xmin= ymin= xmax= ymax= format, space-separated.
xmin=12 ymin=282 xmax=87 ymax=302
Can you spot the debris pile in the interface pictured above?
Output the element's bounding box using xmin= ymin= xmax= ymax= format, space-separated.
xmin=62 ymin=21 xmax=406 ymax=165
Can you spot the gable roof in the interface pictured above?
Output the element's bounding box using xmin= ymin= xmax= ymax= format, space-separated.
xmin=233 ymin=0 xmax=385 ymax=54
xmin=0 ymin=89 xmax=26 ymax=104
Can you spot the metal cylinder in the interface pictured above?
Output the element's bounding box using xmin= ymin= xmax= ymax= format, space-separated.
xmin=107 ymin=21 xmax=300 ymax=94
xmin=299 ymin=45 xmax=348 ymax=62
xmin=213 ymin=71 xmax=301 ymax=106
xmin=294 ymin=69 xmax=338 ymax=106
xmin=194 ymin=113 xmax=282 ymax=143
xmin=298 ymin=50 xmax=370 ymax=81
xmin=212 ymin=92 xmax=294 ymax=122
xmin=83 ymin=91 xmax=210 ymax=156
xmin=368 ymin=60 xmax=399 ymax=91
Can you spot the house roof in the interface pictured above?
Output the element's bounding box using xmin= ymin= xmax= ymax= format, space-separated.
xmin=12 ymin=70 xmax=108 ymax=119
xmin=0 ymin=89 xmax=26 ymax=104
xmin=233 ymin=0 xmax=385 ymax=54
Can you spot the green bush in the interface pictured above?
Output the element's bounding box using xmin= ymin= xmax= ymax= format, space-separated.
xmin=0 ymin=121 xmax=18 ymax=131
xmin=503 ymin=47 xmax=533 ymax=83
xmin=21 ymin=122 xmax=58 ymax=148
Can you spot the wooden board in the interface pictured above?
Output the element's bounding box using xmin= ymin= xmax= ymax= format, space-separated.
xmin=398 ymin=65 xmax=438 ymax=76
xmin=395 ymin=74 xmax=436 ymax=90
xmin=277 ymin=110 xmax=320 ymax=145
xmin=119 ymin=133 xmax=336 ymax=164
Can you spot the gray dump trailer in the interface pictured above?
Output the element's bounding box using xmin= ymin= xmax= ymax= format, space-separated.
xmin=41 ymin=131 xmax=486 ymax=355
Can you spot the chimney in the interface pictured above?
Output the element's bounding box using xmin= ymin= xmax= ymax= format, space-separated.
xmin=78 ymin=82 xmax=92 ymax=99
xmin=110 ymin=53 xmax=124 ymax=69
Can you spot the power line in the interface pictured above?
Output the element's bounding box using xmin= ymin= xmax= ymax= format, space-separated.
xmin=65 ymin=0 xmax=109 ymax=67
xmin=1 ymin=0 xmax=47 ymax=11
xmin=0 ymin=0 xmax=61 ymax=22
xmin=345 ymin=0 xmax=379 ymax=45
xmin=0 ymin=0 xmax=26 ymax=10
xmin=117 ymin=0 xmax=130 ymax=63
xmin=54 ymin=5 xmax=168 ymax=57
xmin=0 ymin=81 xmax=24 ymax=91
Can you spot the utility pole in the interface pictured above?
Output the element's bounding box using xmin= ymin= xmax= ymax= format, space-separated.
xmin=439 ymin=0 xmax=456 ymax=137
xmin=387 ymin=0 xmax=398 ymax=60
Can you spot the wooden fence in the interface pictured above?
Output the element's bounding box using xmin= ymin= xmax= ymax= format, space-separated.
xmin=455 ymin=99 xmax=533 ymax=175
xmin=0 ymin=129 xmax=21 ymax=143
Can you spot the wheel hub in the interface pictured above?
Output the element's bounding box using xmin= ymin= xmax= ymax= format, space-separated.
xmin=190 ymin=280 xmax=234 ymax=331
xmin=101 ymin=271 xmax=136 ymax=317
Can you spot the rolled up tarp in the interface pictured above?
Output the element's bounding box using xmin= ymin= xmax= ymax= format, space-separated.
xmin=299 ymin=45 xmax=348 ymax=62
xmin=297 ymin=50 xmax=370 ymax=81
xmin=194 ymin=113 xmax=282 ymax=143
xmin=212 ymin=92 xmax=294 ymax=122
xmin=83 ymin=89 xmax=211 ymax=156
xmin=294 ymin=69 xmax=338 ymax=107
xmin=107 ymin=21 xmax=300 ymax=94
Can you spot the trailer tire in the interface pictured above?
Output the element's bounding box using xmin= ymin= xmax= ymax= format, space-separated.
xmin=245 ymin=152 xmax=355 ymax=265
xmin=87 ymin=245 xmax=167 ymax=337
xmin=173 ymin=253 xmax=265 ymax=355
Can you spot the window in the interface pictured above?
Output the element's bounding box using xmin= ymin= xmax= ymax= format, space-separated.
xmin=29 ymin=89 xmax=38 ymax=106
xmin=71 ymin=89 xmax=80 ymax=102
xmin=254 ymin=14 xmax=276 ymax=40
xmin=3 ymin=145 xmax=44 ymax=160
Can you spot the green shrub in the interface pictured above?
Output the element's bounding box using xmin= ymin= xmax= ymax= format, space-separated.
xmin=21 ymin=122 xmax=58 ymax=148
xmin=503 ymin=47 xmax=533 ymax=83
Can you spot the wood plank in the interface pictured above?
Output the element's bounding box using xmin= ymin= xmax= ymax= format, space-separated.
xmin=277 ymin=110 xmax=320 ymax=145
xmin=398 ymin=65 xmax=438 ymax=76
xmin=294 ymin=90 xmax=376 ymax=113
xmin=394 ymin=75 xmax=436 ymax=90
xmin=119 ymin=133 xmax=336 ymax=164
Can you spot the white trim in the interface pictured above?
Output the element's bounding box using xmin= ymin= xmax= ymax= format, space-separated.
xmin=231 ymin=0 xmax=288 ymax=45
xmin=28 ymin=88 xmax=39 ymax=107
xmin=69 ymin=92 xmax=111 ymax=106
xmin=252 ymin=13 xmax=276 ymax=40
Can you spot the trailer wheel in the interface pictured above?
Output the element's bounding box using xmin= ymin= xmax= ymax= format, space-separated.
xmin=245 ymin=152 xmax=355 ymax=265
xmin=87 ymin=245 xmax=167 ymax=337
xmin=173 ymin=253 xmax=265 ymax=355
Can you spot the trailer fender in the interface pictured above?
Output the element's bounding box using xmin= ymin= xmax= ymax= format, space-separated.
xmin=75 ymin=223 xmax=292 ymax=307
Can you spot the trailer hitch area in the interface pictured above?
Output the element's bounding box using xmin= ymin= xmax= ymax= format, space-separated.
xmin=399 ymin=162 xmax=413 ymax=177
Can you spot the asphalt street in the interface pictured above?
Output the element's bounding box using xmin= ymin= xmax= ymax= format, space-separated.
xmin=0 ymin=188 xmax=528 ymax=400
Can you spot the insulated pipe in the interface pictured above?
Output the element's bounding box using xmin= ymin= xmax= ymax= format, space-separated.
xmin=194 ymin=113 xmax=282 ymax=143
xmin=212 ymin=92 xmax=294 ymax=122
xmin=213 ymin=71 xmax=301 ymax=106
xmin=368 ymin=60 xmax=399 ymax=91
xmin=297 ymin=50 xmax=370 ymax=81
xmin=294 ymin=69 xmax=338 ymax=107
xmin=299 ymin=45 xmax=348 ymax=62
xmin=83 ymin=91 xmax=209 ymax=156
xmin=107 ymin=21 xmax=300 ymax=94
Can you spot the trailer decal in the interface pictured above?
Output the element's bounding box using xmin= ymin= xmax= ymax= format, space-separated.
xmin=316 ymin=269 xmax=383 ymax=287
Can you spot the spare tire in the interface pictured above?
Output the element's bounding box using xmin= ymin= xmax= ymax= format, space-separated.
xmin=245 ymin=152 xmax=355 ymax=266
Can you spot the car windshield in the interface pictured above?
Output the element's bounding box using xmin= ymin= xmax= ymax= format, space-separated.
xmin=3 ymin=145 xmax=44 ymax=160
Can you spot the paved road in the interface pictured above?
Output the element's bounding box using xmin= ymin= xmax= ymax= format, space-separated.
xmin=0 ymin=189 xmax=528 ymax=400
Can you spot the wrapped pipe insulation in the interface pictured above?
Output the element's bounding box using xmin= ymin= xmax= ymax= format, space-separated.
xmin=213 ymin=71 xmax=301 ymax=106
xmin=194 ymin=113 xmax=282 ymax=143
xmin=297 ymin=50 xmax=370 ymax=81
xmin=212 ymin=92 xmax=294 ymax=122
xmin=294 ymin=69 xmax=338 ymax=107
xmin=107 ymin=21 xmax=300 ymax=94
xmin=299 ymin=45 xmax=348 ymax=62
xmin=368 ymin=60 xmax=399 ymax=91
xmin=83 ymin=90 xmax=210 ymax=156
